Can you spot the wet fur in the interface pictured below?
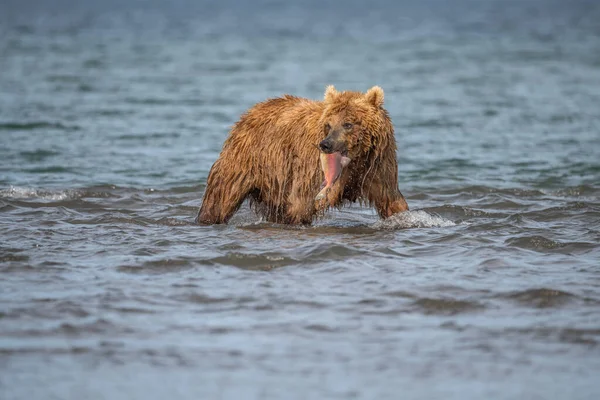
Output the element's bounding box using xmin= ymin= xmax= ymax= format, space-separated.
xmin=197 ymin=86 xmax=408 ymax=224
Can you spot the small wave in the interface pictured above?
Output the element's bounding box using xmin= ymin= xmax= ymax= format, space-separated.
xmin=117 ymin=258 xmax=196 ymax=274
xmin=437 ymin=186 xmax=546 ymax=197
xmin=373 ymin=210 xmax=455 ymax=229
xmin=0 ymin=121 xmax=79 ymax=131
xmin=507 ymin=326 xmax=600 ymax=346
xmin=299 ymin=243 xmax=368 ymax=260
xmin=506 ymin=235 xmax=562 ymax=250
xmin=19 ymin=149 xmax=61 ymax=161
xmin=552 ymin=185 xmax=600 ymax=197
xmin=115 ymin=132 xmax=181 ymax=141
xmin=404 ymin=119 xmax=463 ymax=129
xmin=0 ymin=252 xmax=30 ymax=264
xmin=124 ymin=97 xmax=173 ymax=106
xmin=0 ymin=186 xmax=81 ymax=201
xmin=4 ymin=318 xmax=127 ymax=337
xmin=209 ymin=252 xmax=297 ymax=270
xmin=412 ymin=297 xmax=484 ymax=315
xmin=505 ymin=235 xmax=596 ymax=254
xmin=424 ymin=204 xmax=503 ymax=219
xmin=0 ymin=185 xmax=126 ymax=202
xmin=24 ymin=166 xmax=74 ymax=174
xmin=177 ymin=293 xmax=233 ymax=304
xmin=501 ymin=288 xmax=576 ymax=308
xmin=154 ymin=217 xmax=196 ymax=226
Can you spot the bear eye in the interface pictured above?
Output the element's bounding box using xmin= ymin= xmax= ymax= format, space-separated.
xmin=343 ymin=122 xmax=353 ymax=130
xmin=324 ymin=123 xmax=331 ymax=132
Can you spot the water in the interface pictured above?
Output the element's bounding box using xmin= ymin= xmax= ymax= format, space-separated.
xmin=1 ymin=0 xmax=600 ymax=399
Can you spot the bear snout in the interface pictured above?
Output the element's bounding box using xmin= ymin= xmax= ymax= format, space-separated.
xmin=319 ymin=139 xmax=334 ymax=153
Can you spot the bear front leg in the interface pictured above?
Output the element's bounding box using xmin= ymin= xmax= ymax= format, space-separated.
xmin=376 ymin=193 xmax=409 ymax=218
xmin=313 ymin=181 xmax=344 ymax=216
xmin=368 ymin=179 xmax=409 ymax=219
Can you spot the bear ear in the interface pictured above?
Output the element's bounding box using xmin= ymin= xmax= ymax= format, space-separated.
xmin=324 ymin=85 xmax=338 ymax=102
xmin=365 ymin=86 xmax=384 ymax=108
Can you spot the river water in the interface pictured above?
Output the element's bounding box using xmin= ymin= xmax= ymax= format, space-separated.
xmin=1 ymin=1 xmax=599 ymax=399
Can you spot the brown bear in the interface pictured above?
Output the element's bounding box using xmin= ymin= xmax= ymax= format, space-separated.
xmin=196 ymin=85 xmax=409 ymax=224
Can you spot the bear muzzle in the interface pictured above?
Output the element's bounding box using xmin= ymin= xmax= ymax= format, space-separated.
xmin=318 ymin=137 xmax=348 ymax=155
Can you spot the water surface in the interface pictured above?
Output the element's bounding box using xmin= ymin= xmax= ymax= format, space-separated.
xmin=1 ymin=1 xmax=600 ymax=399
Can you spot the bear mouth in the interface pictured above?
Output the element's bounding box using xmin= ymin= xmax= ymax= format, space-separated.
xmin=315 ymin=150 xmax=351 ymax=201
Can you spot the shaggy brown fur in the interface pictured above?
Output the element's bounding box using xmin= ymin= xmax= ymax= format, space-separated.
xmin=196 ymin=85 xmax=409 ymax=224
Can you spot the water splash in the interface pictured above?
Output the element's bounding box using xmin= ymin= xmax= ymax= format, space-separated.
xmin=373 ymin=210 xmax=455 ymax=229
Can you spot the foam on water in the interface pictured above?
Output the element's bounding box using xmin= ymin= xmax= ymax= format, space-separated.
xmin=372 ymin=210 xmax=456 ymax=229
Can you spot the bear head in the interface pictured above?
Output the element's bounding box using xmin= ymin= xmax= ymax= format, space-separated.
xmin=319 ymin=85 xmax=389 ymax=160
xmin=315 ymin=85 xmax=393 ymax=198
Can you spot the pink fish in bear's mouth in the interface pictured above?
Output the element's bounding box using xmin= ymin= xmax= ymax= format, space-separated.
xmin=315 ymin=151 xmax=351 ymax=201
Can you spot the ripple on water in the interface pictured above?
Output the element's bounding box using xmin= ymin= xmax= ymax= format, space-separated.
xmin=505 ymin=235 xmax=597 ymax=254
xmin=19 ymin=149 xmax=62 ymax=162
xmin=500 ymin=288 xmax=576 ymax=309
xmin=4 ymin=298 xmax=90 ymax=320
xmin=0 ymin=251 xmax=30 ymax=264
xmin=0 ymin=186 xmax=123 ymax=202
xmin=0 ymin=121 xmax=80 ymax=131
xmin=5 ymin=318 xmax=130 ymax=338
xmin=0 ymin=186 xmax=81 ymax=201
xmin=176 ymin=293 xmax=233 ymax=304
xmin=437 ymin=186 xmax=547 ymax=197
xmin=209 ymin=252 xmax=297 ymax=270
xmin=154 ymin=217 xmax=196 ymax=226
xmin=117 ymin=258 xmax=196 ymax=274
xmin=552 ymin=185 xmax=600 ymax=197
xmin=423 ymin=204 xmax=504 ymax=220
xmin=297 ymin=243 xmax=371 ymax=261
xmin=412 ymin=297 xmax=485 ymax=315
xmin=502 ymin=326 xmax=600 ymax=347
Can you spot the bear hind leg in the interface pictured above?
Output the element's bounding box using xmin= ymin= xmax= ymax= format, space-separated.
xmin=196 ymin=161 xmax=253 ymax=224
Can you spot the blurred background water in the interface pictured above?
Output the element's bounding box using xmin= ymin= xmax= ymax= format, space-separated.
xmin=1 ymin=0 xmax=600 ymax=399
